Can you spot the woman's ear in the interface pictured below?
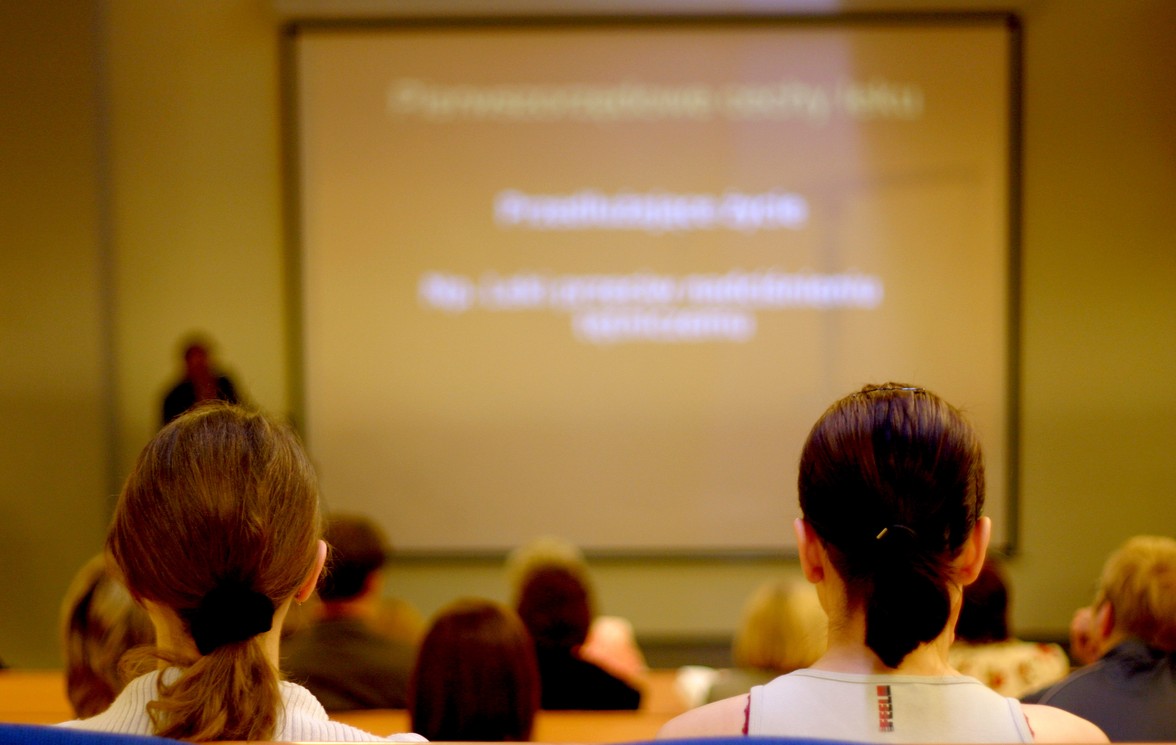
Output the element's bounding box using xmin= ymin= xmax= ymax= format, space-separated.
xmin=295 ymin=539 xmax=327 ymax=603
xmin=957 ymin=516 xmax=992 ymax=585
xmin=795 ymin=518 xmax=826 ymax=584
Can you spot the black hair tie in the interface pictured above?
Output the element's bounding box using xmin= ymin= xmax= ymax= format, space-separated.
xmin=185 ymin=580 xmax=275 ymax=655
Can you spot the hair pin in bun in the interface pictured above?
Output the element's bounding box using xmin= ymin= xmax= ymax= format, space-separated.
xmin=875 ymin=524 xmax=918 ymax=540
xmin=858 ymin=386 xmax=924 ymax=395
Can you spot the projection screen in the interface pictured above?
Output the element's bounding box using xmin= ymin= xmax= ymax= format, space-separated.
xmin=288 ymin=15 xmax=1020 ymax=556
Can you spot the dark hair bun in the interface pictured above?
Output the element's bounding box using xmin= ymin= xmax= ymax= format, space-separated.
xmin=865 ymin=563 xmax=950 ymax=668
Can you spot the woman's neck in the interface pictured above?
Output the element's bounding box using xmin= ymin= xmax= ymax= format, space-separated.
xmin=812 ymin=629 xmax=956 ymax=676
xmin=809 ymin=588 xmax=962 ymax=676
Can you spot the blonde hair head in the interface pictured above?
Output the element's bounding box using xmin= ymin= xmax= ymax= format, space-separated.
xmin=60 ymin=554 xmax=154 ymax=717
xmin=1096 ymin=535 xmax=1176 ymax=652
xmin=108 ymin=402 xmax=322 ymax=741
xmin=733 ymin=579 xmax=827 ymax=671
xmin=505 ymin=536 xmax=591 ymax=605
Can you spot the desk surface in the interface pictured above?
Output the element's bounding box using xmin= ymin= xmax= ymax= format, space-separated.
xmin=0 ymin=668 xmax=687 ymax=741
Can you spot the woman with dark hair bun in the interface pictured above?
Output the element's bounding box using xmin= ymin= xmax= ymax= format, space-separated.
xmin=659 ymin=384 xmax=1106 ymax=743
xmin=60 ymin=403 xmax=423 ymax=743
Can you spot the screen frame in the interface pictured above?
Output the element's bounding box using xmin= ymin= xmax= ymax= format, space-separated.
xmin=280 ymin=11 xmax=1023 ymax=560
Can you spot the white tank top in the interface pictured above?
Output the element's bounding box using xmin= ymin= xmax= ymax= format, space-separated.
xmin=748 ymin=669 xmax=1033 ymax=743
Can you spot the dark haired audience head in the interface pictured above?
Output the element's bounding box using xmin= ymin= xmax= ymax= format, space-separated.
xmin=281 ymin=512 xmax=418 ymax=711
xmin=318 ymin=514 xmax=389 ymax=602
xmin=955 ymin=556 xmax=1011 ymax=644
xmin=106 ymin=402 xmax=326 ymax=741
xmin=797 ymin=383 xmax=987 ymax=668
xmin=60 ymin=554 xmax=154 ymax=717
xmin=515 ymin=565 xmax=641 ymax=709
xmin=517 ymin=566 xmax=593 ymax=652
xmin=410 ymin=599 xmax=539 ymax=741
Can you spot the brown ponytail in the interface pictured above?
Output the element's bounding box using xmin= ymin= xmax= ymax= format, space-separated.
xmin=145 ymin=641 xmax=280 ymax=741
xmin=108 ymin=402 xmax=322 ymax=741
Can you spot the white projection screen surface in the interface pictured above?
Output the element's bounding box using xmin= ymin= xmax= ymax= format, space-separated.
xmin=291 ymin=16 xmax=1019 ymax=556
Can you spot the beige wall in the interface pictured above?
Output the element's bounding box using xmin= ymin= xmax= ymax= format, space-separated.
xmin=0 ymin=2 xmax=112 ymax=668
xmin=105 ymin=0 xmax=291 ymax=473
xmin=1006 ymin=0 xmax=1176 ymax=632
xmin=1 ymin=0 xmax=1173 ymax=667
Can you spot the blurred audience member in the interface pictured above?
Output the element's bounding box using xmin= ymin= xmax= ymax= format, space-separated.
xmin=373 ymin=596 xmax=427 ymax=649
xmin=283 ymin=514 xmax=417 ymax=710
xmin=284 ymin=592 xmax=425 ymax=649
xmin=410 ymin=599 xmax=539 ymax=741
xmin=58 ymin=405 xmax=420 ymax=741
xmin=60 ymin=554 xmax=154 ymax=717
xmin=1023 ymin=535 xmax=1176 ymax=741
xmin=1067 ymin=605 xmax=1105 ymax=668
xmin=517 ymin=565 xmax=641 ymax=710
xmin=161 ymin=334 xmax=239 ymax=425
xmin=950 ymin=556 xmax=1069 ymax=697
xmin=508 ymin=536 xmax=647 ymax=687
xmin=703 ymin=579 xmax=827 ymax=703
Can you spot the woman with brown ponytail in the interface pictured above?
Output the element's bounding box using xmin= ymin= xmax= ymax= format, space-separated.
xmin=659 ymin=384 xmax=1106 ymax=743
xmin=60 ymin=403 xmax=424 ymax=743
